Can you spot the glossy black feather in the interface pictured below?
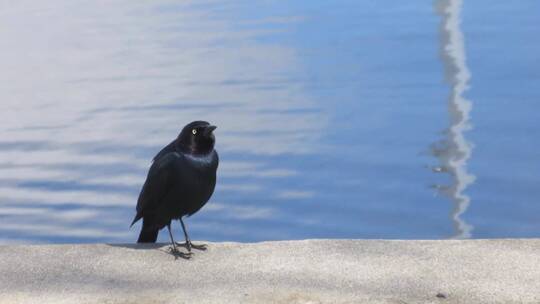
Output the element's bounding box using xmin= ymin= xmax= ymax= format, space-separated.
xmin=131 ymin=121 xmax=219 ymax=243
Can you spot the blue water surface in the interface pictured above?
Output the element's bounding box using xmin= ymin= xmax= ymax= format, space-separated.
xmin=0 ymin=0 xmax=539 ymax=243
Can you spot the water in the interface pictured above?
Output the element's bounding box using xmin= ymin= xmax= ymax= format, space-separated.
xmin=1 ymin=1 xmax=539 ymax=244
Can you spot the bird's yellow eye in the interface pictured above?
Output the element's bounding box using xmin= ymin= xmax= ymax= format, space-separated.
xmin=192 ymin=129 xmax=197 ymax=135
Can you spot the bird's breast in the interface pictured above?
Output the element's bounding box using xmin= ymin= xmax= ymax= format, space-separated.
xmin=170 ymin=153 xmax=217 ymax=216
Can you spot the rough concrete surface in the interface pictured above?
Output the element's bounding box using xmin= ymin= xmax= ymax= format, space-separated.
xmin=0 ymin=239 xmax=539 ymax=303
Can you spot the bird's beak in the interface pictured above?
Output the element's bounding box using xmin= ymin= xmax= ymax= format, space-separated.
xmin=204 ymin=125 xmax=217 ymax=136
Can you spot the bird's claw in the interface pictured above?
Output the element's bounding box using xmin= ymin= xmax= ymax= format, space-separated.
xmin=168 ymin=246 xmax=192 ymax=259
xmin=191 ymin=243 xmax=207 ymax=251
xmin=175 ymin=242 xmax=207 ymax=252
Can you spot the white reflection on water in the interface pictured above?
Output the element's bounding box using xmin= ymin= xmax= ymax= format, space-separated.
xmin=432 ymin=0 xmax=476 ymax=239
xmin=0 ymin=1 xmax=325 ymax=242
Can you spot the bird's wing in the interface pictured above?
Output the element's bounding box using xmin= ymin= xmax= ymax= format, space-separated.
xmin=153 ymin=140 xmax=176 ymax=162
xmin=131 ymin=152 xmax=181 ymax=226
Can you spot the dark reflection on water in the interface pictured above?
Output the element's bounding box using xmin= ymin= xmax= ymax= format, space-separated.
xmin=0 ymin=1 xmax=539 ymax=243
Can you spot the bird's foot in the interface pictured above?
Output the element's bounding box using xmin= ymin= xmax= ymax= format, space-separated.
xmin=168 ymin=246 xmax=192 ymax=260
xmin=191 ymin=243 xmax=207 ymax=251
xmin=176 ymin=241 xmax=207 ymax=252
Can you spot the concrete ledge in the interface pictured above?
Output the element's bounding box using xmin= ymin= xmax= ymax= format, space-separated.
xmin=1 ymin=239 xmax=539 ymax=303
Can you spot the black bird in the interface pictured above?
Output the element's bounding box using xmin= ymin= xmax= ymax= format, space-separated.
xmin=130 ymin=121 xmax=218 ymax=256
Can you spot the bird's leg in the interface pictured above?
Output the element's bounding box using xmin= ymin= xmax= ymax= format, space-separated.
xmin=167 ymin=223 xmax=191 ymax=259
xmin=179 ymin=218 xmax=192 ymax=252
xmin=176 ymin=218 xmax=207 ymax=252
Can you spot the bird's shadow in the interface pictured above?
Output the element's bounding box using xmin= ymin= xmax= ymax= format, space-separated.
xmin=107 ymin=243 xmax=192 ymax=260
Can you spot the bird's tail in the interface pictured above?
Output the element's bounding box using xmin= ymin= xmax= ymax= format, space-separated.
xmin=137 ymin=218 xmax=159 ymax=243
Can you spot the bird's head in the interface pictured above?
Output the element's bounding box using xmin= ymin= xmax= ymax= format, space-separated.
xmin=176 ymin=121 xmax=217 ymax=155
